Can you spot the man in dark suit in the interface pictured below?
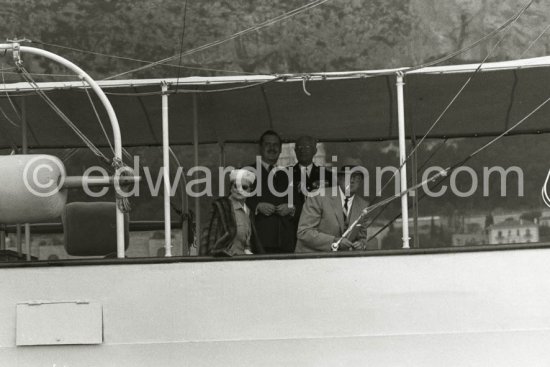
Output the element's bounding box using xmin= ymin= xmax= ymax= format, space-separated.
xmin=295 ymin=164 xmax=369 ymax=253
xmin=291 ymin=135 xmax=333 ymax=234
xmin=246 ymin=130 xmax=296 ymax=253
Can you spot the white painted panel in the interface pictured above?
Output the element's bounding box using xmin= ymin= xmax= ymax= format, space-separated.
xmin=2 ymin=248 xmax=550 ymax=365
xmin=16 ymin=301 xmax=102 ymax=346
xmin=3 ymin=330 xmax=550 ymax=367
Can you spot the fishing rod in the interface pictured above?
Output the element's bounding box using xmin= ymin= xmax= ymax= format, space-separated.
xmin=331 ymin=167 xmax=450 ymax=251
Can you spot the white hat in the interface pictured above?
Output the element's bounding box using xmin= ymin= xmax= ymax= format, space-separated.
xmin=229 ymin=169 xmax=256 ymax=184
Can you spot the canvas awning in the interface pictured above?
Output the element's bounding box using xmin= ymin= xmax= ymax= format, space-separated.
xmin=1 ymin=56 xmax=550 ymax=149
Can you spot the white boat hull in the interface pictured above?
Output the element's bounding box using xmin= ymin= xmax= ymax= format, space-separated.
xmin=2 ymin=247 xmax=550 ymax=366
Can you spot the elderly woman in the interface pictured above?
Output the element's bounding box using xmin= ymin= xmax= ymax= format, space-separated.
xmin=200 ymin=169 xmax=264 ymax=256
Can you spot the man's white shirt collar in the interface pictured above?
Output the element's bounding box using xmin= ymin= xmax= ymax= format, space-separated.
xmin=261 ymin=160 xmax=276 ymax=171
xmin=299 ymin=163 xmax=313 ymax=177
xmin=338 ymin=187 xmax=354 ymax=216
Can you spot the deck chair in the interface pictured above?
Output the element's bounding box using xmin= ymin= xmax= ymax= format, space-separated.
xmin=62 ymin=202 xmax=129 ymax=257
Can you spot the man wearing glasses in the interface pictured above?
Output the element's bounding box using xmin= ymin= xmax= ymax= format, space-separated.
xmin=292 ymin=135 xmax=333 ymax=232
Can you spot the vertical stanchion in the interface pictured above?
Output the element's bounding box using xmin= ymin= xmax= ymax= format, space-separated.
xmin=25 ymin=225 xmax=31 ymax=260
xmin=0 ymin=225 xmax=5 ymax=251
xmin=15 ymin=97 xmax=22 ymax=256
xmin=396 ymin=72 xmax=410 ymax=249
xmin=179 ymin=160 xmax=189 ymax=256
xmin=410 ymin=136 xmax=420 ymax=248
xmin=219 ymin=142 xmax=226 ymax=198
xmin=22 ymin=97 xmax=31 ymax=260
xmin=16 ymin=225 xmax=22 ymax=255
xmin=192 ymin=94 xmax=200 ymax=253
xmin=162 ymin=83 xmax=172 ymax=257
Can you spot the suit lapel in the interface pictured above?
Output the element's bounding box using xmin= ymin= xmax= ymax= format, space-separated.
xmin=308 ymin=164 xmax=319 ymax=185
xmin=349 ymin=196 xmax=361 ymax=223
xmin=329 ymin=189 xmax=345 ymax=233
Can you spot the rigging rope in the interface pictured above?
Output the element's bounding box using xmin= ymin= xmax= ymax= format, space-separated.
xmin=1 ymin=67 xmax=20 ymax=127
xmin=60 ymin=147 xmax=79 ymax=162
xmin=362 ymin=8 xmax=549 ymax=240
xmin=168 ymin=147 xmax=193 ymax=238
xmin=82 ymin=83 xmax=115 ymax=156
xmin=0 ymin=67 xmax=24 ymax=151
xmin=17 ymin=66 xmax=111 ymax=164
xmin=416 ymin=139 xmax=449 ymax=172
xmin=404 ymin=0 xmax=535 ymax=73
xmin=367 ymin=46 xmax=502 ymax=222
xmin=105 ymin=0 xmax=333 ymax=80
xmin=364 ymin=8 xmax=538 ymax=238
xmin=108 ymin=0 xmax=532 ymax=80
xmin=0 ymin=103 xmax=19 ymax=127
xmin=80 ymin=83 xmax=133 ymax=163
xmin=3 ymin=0 xmax=536 ymax=86
xmin=174 ymin=0 xmax=189 ymax=94
xmin=471 ymin=97 xmax=550 ymax=157
xmin=367 ymin=94 xmax=550 ymax=243
xmin=541 ymin=169 xmax=550 ymax=208
xmin=402 ymin=34 xmax=510 ymax=167
xmin=520 ymin=24 xmax=550 ymax=58
xmin=111 ymin=157 xmax=132 ymax=213
xmin=31 ymin=40 xmax=257 ymax=76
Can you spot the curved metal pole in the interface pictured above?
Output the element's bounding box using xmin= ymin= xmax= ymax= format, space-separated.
xmin=1 ymin=43 xmax=126 ymax=258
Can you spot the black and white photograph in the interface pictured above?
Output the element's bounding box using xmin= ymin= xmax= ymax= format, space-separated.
xmin=1 ymin=0 xmax=550 ymax=365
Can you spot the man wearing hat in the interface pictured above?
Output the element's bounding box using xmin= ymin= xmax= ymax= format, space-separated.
xmin=201 ymin=169 xmax=264 ymax=256
xmin=295 ymin=161 xmax=369 ymax=252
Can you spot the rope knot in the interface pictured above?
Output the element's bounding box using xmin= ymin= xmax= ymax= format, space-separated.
xmin=112 ymin=157 xmax=132 ymax=213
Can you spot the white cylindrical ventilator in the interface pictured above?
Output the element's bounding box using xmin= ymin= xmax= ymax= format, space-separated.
xmin=0 ymin=155 xmax=67 ymax=224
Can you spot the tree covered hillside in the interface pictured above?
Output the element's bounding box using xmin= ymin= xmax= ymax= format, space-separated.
xmin=1 ymin=0 xmax=549 ymax=79
xmin=1 ymin=0 xmax=549 ymax=224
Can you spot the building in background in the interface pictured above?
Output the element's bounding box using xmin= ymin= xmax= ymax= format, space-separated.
xmin=487 ymin=219 xmax=539 ymax=245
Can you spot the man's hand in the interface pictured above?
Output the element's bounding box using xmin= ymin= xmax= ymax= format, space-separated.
xmin=351 ymin=241 xmax=367 ymax=251
xmin=339 ymin=238 xmax=354 ymax=251
xmin=275 ymin=204 xmax=295 ymax=217
xmin=256 ymin=202 xmax=276 ymax=216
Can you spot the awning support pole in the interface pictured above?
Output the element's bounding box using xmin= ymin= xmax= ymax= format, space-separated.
xmin=396 ymin=72 xmax=410 ymax=249
xmin=162 ymin=83 xmax=172 ymax=257
xmin=411 ymin=136 xmax=420 ymax=248
xmin=193 ymin=94 xmax=200 ymax=252
xmin=15 ymin=97 xmax=22 ymax=256
xmin=16 ymin=225 xmax=22 ymax=255
xmin=22 ymin=96 xmax=31 ymax=260
xmin=0 ymin=226 xmax=5 ymax=251
xmin=180 ymin=164 xmax=189 ymax=256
